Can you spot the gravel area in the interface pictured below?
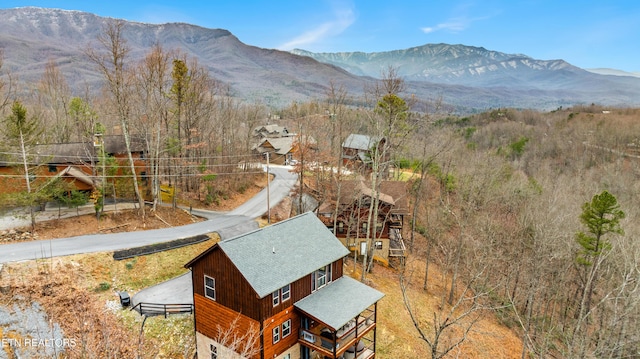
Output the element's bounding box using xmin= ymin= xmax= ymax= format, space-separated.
xmin=0 ymin=299 xmax=69 ymax=358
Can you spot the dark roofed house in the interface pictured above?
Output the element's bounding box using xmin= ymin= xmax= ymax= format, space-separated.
xmin=0 ymin=135 xmax=147 ymax=196
xmin=185 ymin=212 xmax=384 ymax=359
xmin=316 ymin=180 xmax=409 ymax=265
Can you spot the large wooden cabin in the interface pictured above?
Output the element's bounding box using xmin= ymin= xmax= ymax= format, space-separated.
xmin=185 ymin=212 xmax=384 ymax=359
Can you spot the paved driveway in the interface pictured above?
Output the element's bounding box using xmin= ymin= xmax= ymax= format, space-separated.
xmin=130 ymin=219 xmax=260 ymax=308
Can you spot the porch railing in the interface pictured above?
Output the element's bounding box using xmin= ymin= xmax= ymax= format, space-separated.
xmin=131 ymin=302 xmax=193 ymax=318
xmin=299 ymin=311 xmax=376 ymax=358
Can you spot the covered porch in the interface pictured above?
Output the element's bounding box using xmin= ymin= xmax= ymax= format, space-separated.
xmin=295 ymin=276 xmax=384 ymax=359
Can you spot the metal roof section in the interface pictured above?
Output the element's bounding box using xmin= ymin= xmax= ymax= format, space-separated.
xmin=294 ymin=276 xmax=384 ymax=330
xmin=218 ymin=212 xmax=350 ymax=298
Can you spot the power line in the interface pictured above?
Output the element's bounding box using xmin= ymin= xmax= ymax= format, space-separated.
xmin=0 ymin=150 xmax=258 ymax=162
xmin=0 ymin=160 xmax=259 ymax=170
xmin=0 ymin=170 xmax=266 ymax=180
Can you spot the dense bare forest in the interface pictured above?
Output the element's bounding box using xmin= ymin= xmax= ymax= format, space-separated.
xmin=1 ymin=19 xmax=640 ymax=358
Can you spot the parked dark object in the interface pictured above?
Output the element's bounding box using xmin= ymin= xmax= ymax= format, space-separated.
xmin=119 ymin=291 xmax=131 ymax=307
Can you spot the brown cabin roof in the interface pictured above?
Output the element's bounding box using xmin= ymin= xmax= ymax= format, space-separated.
xmin=319 ymin=180 xmax=409 ymax=215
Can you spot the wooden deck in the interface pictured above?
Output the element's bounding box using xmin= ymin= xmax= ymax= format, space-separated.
xmin=299 ymin=313 xmax=376 ymax=359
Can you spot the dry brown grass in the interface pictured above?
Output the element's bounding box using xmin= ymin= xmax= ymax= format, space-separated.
xmin=343 ymin=253 xmax=522 ymax=359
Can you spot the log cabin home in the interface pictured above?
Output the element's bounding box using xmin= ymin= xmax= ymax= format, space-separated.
xmin=340 ymin=134 xmax=388 ymax=174
xmin=316 ymin=180 xmax=409 ymax=265
xmin=253 ymin=135 xmax=317 ymax=165
xmin=184 ymin=212 xmax=384 ymax=359
xmin=0 ymin=135 xmax=147 ymax=197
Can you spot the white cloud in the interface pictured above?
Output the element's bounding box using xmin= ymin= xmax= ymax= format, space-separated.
xmin=421 ymin=2 xmax=495 ymax=35
xmin=421 ymin=17 xmax=470 ymax=34
xmin=278 ymin=4 xmax=355 ymax=50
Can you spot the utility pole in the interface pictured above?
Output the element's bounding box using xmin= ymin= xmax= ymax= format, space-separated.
xmin=94 ymin=132 xmax=106 ymax=216
xmin=266 ymin=152 xmax=271 ymax=224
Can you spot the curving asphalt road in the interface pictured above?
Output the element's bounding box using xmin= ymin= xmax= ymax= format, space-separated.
xmin=0 ymin=165 xmax=297 ymax=264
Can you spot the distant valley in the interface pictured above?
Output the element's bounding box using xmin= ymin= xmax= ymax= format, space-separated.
xmin=1 ymin=7 xmax=640 ymax=112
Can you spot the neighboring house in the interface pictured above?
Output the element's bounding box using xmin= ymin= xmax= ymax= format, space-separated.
xmin=341 ymin=134 xmax=387 ymax=173
xmin=316 ymin=180 xmax=409 ymax=264
xmin=185 ymin=212 xmax=384 ymax=359
xmin=253 ymin=137 xmax=298 ymax=165
xmin=253 ymin=135 xmax=317 ymax=165
xmin=0 ymin=135 xmax=147 ymax=196
xmin=253 ymin=124 xmax=292 ymax=139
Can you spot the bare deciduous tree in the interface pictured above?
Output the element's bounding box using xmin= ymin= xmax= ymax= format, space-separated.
xmin=214 ymin=314 xmax=261 ymax=359
xmin=400 ymin=264 xmax=487 ymax=359
xmin=86 ymin=19 xmax=146 ymax=221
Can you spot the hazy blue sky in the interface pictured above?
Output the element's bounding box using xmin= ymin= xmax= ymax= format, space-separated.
xmin=3 ymin=1 xmax=639 ymax=72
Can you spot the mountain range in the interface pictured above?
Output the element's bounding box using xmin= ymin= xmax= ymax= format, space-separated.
xmin=1 ymin=7 xmax=639 ymax=113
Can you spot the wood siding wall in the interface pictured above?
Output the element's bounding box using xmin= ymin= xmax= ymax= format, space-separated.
xmin=194 ymin=294 xmax=261 ymax=359
xmin=0 ymin=154 xmax=147 ymax=196
xmin=192 ymin=248 xmax=347 ymax=358
xmin=262 ymin=305 xmax=301 ymax=359
xmin=191 ymin=248 xmax=263 ymax=320
xmin=0 ymin=164 xmax=94 ymax=194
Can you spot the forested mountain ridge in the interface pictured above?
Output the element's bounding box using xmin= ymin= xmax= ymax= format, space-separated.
xmin=292 ymin=44 xmax=640 ymax=108
xmin=293 ymin=44 xmax=573 ymax=85
xmin=2 ymin=7 xmax=640 ymax=111
xmin=0 ymin=7 xmax=367 ymax=108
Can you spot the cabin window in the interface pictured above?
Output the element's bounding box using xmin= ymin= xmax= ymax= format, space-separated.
xmin=210 ymin=344 xmax=217 ymax=359
xmin=375 ymin=241 xmax=383 ymax=250
xmin=282 ymin=319 xmax=291 ymax=338
xmin=338 ymin=222 xmax=344 ymax=234
xmin=272 ymin=326 xmax=280 ymax=344
xmin=312 ymin=264 xmax=332 ymax=292
xmin=48 ymin=164 xmax=57 ymax=173
xmin=281 ymin=284 xmax=291 ymax=302
xmin=316 ymin=267 xmax=326 ymax=290
xmin=204 ymin=275 xmax=215 ymax=300
xmin=272 ymin=290 xmax=280 ymax=307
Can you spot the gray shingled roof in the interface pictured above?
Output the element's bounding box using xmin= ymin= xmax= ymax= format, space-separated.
xmin=342 ymin=134 xmax=379 ymax=151
xmin=218 ymin=212 xmax=350 ymax=298
xmin=266 ymin=137 xmax=295 ymax=155
xmin=294 ymin=276 xmax=384 ymax=330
